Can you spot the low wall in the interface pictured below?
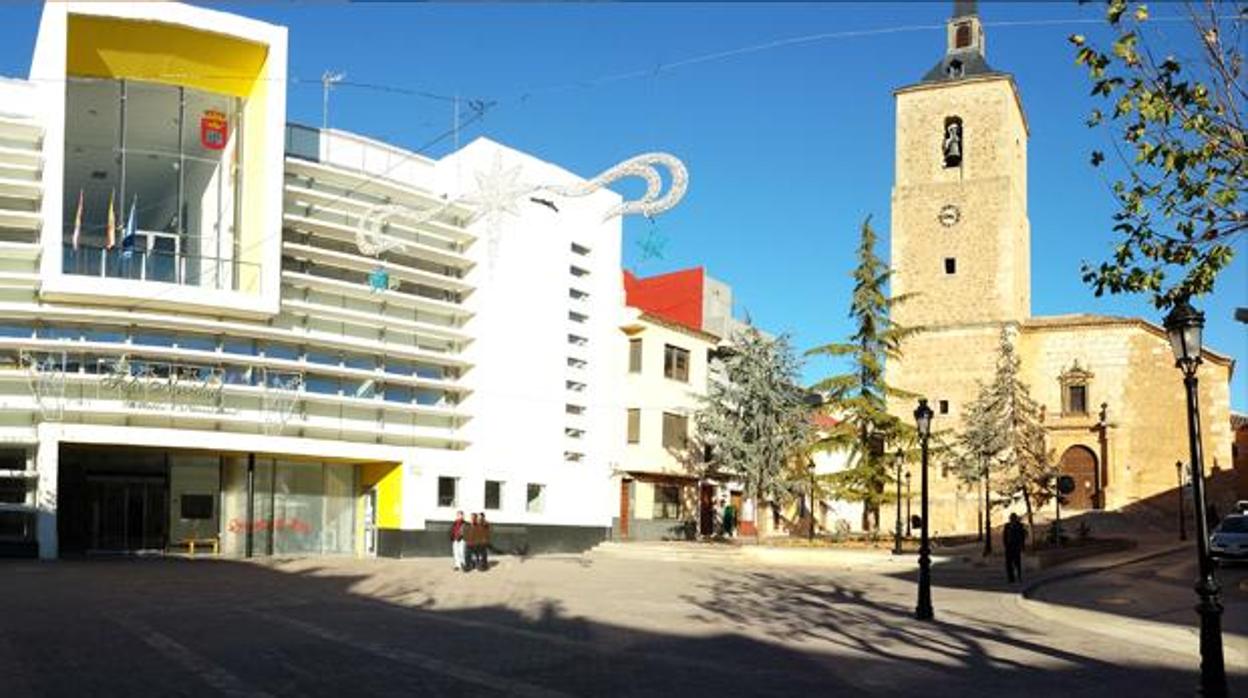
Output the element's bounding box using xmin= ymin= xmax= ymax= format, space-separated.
xmin=377 ymin=522 xmax=609 ymax=558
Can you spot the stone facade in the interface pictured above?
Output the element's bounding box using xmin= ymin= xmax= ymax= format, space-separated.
xmin=882 ymin=7 xmax=1237 ymax=536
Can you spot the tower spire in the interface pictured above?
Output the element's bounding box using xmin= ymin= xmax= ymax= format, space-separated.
xmin=919 ymin=0 xmax=996 ymax=83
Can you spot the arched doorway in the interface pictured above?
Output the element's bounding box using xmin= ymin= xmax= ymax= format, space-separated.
xmin=1059 ymin=446 xmax=1099 ymax=510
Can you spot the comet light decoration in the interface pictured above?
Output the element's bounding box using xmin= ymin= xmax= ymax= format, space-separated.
xmin=353 ymin=152 xmax=689 ymax=274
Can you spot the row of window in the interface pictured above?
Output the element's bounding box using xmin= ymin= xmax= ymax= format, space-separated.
xmin=0 ymin=324 xmax=456 ymax=381
xmin=1 ymin=350 xmax=455 ymax=406
xmin=627 ymin=339 xmax=690 ymax=383
xmin=437 ymin=477 xmax=545 ymax=514
xmin=626 ymin=409 xmax=689 ymax=450
xmin=926 ymin=384 xmax=1091 ymax=420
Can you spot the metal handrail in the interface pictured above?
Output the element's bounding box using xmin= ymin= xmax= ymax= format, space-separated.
xmin=63 ymin=242 xmax=261 ymax=293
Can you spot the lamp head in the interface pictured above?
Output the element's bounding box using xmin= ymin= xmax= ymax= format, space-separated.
xmin=914 ymin=398 xmax=934 ymax=438
xmin=1163 ymin=296 xmax=1204 ymax=373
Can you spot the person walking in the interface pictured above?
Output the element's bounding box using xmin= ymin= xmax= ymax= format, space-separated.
xmin=1003 ymin=513 xmax=1027 ymax=583
xmin=466 ymin=513 xmax=481 ymax=571
xmin=450 ymin=511 xmax=467 ymax=571
xmin=722 ymin=498 xmax=737 ymax=539
xmin=476 ymin=512 xmax=492 ymax=571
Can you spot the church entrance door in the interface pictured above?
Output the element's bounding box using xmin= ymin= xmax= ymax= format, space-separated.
xmin=1058 ymin=446 xmax=1098 ymax=510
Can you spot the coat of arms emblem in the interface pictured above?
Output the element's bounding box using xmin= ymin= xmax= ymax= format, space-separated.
xmin=200 ymin=110 xmax=228 ymax=151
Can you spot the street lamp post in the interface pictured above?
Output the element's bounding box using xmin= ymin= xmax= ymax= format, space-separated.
xmin=914 ymin=398 xmax=934 ymax=621
xmin=1176 ymin=460 xmax=1187 ymax=542
xmin=893 ymin=449 xmax=904 ymax=555
xmin=905 ymin=470 xmax=912 ymax=538
xmin=1164 ymin=297 xmax=1226 ymax=697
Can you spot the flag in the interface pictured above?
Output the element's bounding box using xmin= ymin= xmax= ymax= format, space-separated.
xmin=121 ymin=197 xmax=136 ymax=260
xmin=105 ymin=190 xmax=116 ymax=250
xmin=71 ymin=189 xmax=83 ymax=251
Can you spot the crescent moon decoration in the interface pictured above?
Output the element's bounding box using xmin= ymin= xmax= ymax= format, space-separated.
xmin=357 ymin=202 xmax=453 ymax=257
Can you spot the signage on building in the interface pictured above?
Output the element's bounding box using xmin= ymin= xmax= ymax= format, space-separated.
xmin=99 ymin=357 xmax=227 ymax=412
xmin=200 ymin=110 xmax=228 ymax=151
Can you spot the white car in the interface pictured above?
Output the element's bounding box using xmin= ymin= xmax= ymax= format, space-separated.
xmin=1210 ymin=514 xmax=1248 ymax=562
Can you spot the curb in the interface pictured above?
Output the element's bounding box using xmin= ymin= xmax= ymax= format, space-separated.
xmin=1020 ymin=542 xmax=1188 ymax=599
xmin=1013 ymin=543 xmax=1248 ymax=664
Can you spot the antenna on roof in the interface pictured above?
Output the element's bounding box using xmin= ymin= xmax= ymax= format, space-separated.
xmin=321 ymin=70 xmax=346 ymax=131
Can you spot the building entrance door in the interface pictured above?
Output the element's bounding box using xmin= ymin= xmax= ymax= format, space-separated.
xmin=1058 ymin=446 xmax=1098 ymax=510
xmin=87 ymin=474 xmax=167 ymax=553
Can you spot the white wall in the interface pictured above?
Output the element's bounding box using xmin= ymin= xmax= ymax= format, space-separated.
xmin=620 ymin=312 xmax=714 ymax=476
xmin=431 ymin=138 xmax=624 ymax=529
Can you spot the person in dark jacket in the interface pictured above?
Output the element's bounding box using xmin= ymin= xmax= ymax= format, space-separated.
xmin=466 ymin=513 xmax=481 ymax=571
xmin=1003 ymin=513 xmax=1027 ymax=583
xmin=450 ymin=511 xmax=467 ymax=571
xmin=476 ymin=512 xmax=492 ymax=571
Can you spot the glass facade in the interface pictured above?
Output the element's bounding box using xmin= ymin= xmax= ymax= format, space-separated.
xmin=62 ymin=77 xmax=254 ymax=290
xmin=220 ymin=457 xmax=356 ymax=556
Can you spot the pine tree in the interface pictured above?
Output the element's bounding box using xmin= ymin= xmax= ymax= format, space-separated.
xmin=696 ymin=325 xmax=813 ymax=539
xmin=954 ymin=328 xmax=1057 ymax=547
xmin=807 ymin=217 xmax=919 ymax=531
xmin=951 ymin=386 xmax=1006 ymax=550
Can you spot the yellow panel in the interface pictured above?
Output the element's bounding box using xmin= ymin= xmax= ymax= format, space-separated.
xmin=236 ymin=53 xmax=268 ymax=295
xmin=66 ymin=16 xmax=267 ymax=97
xmin=361 ymin=463 xmax=404 ymax=529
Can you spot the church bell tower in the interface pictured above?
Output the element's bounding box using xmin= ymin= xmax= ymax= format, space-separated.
xmin=889 ymin=0 xmax=1031 ymax=331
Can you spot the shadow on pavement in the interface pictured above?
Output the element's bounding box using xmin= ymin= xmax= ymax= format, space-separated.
xmin=0 ymin=556 xmax=1224 ymax=697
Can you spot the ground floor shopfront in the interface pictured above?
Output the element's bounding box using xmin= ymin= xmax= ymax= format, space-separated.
xmin=612 ymin=472 xmax=752 ymax=541
xmin=21 ymin=424 xmax=414 ymax=560
xmin=57 ymin=445 xmax=372 ymax=557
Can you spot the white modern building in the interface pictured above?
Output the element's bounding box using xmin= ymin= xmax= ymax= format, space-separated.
xmin=0 ymin=2 xmax=631 ymax=559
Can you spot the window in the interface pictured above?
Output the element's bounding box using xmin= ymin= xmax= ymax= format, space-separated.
xmin=653 ymin=484 xmax=681 ymax=520
xmin=944 ymin=258 xmax=957 ymax=274
xmin=570 ymin=265 xmax=589 ymax=277
xmin=628 ymin=339 xmax=642 ymax=373
xmin=566 ymin=403 xmax=585 ymax=415
xmin=943 ymin=116 xmax=963 ymax=168
xmin=1059 ymin=361 xmax=1094 ymax=416
xmin=526 ymin=484 xmax=545 ymax=513
xmin=664 ymin=344 xmax=690 ymax=382
xmin=437 ymin=477 xmax=457 ymax=508
xmin=627 ymin=408 xmax=641 ymax=444
xmin=955 ymin=22 xmax=972 ymax=49
xmin=571 ymin=242 xmax=590 ymax=256
xmin=484 ymin=481 xmax=502 ymax=510
xmin=1067 ymin=385 xmax=1088 ymax=415
xmin=939 ymin=400 xmax=950 ymax=415
xmin=662 ymin=412 xmax=689 ymax=450
xmin=946 ymin=59 xmax=964 ymax=78
xmin=63 ymin=77 xmax=244 ymax=289
xmin=568 ymin=334 xmax=588 ymax=347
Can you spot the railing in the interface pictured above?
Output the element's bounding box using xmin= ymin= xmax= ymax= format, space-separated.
xmin=63 ymin=243 xmax=261 ymax=293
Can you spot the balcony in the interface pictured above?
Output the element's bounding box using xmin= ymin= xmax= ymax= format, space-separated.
xmin=63 ymin=243 xmax=261 ymax=293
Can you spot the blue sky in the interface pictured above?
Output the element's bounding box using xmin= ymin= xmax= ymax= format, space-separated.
xmin=0 ymin=2 xmax=1243 ymax=409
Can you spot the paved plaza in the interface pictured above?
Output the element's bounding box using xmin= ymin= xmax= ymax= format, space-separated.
xmin=0 ymin=545 xmax=1244 ymax=697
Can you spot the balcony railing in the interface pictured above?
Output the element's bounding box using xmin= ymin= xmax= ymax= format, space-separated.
xmin=63 ymin=243 xmax=261 ymax=293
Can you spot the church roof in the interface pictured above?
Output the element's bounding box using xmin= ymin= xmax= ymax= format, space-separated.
xmin=919 ymin=0 xmax=1005 ymax=84
xmin=1023 ymin=313 xmax=1235 ymax=367
xmin=921 ymin=53 xmax=1002 ymax=84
